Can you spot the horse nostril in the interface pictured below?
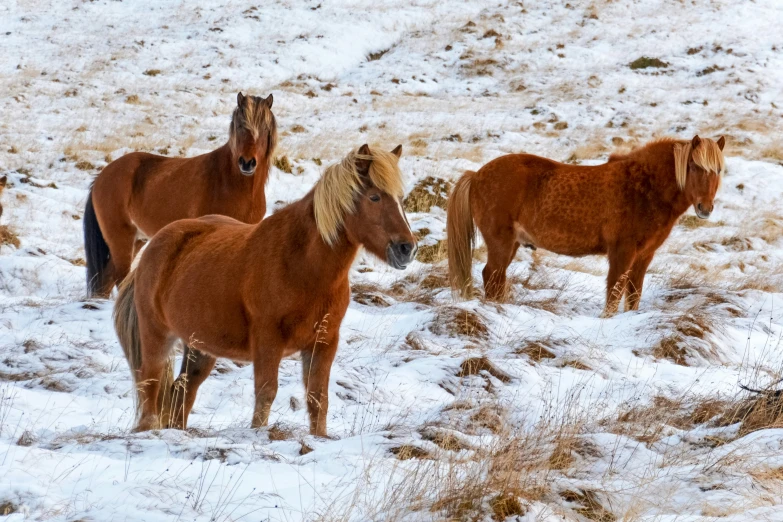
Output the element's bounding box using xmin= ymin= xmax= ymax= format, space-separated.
xmin=397 ymin=242 xmax=414 ymax=257
xmin=238 ymin=157 xmax=255 ymax=172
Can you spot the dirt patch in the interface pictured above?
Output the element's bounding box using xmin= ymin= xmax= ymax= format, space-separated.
xmin=629 ymin=56 xmax=668 ymax=70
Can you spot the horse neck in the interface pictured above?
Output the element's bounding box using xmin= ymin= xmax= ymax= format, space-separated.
xmin=632 ymin=143 xmax=691 ymax=217
xmin=249 ymin=161 xmax=269 ymax=222
xmin=216 ymin=142 xmax=268 ymax=222
xmin=259 ymin=192 xmax=359 ymax=288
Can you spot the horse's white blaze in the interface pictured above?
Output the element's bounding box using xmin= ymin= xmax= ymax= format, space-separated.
xmin=396 ymin=198 xmax=412 ymax=234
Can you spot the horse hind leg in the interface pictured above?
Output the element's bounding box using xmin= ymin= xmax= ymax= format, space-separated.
xmin=103 ymin=220 xmax=138 ymax=290
xmin=135 ymin=330 xmax=176 ymax=431
xmin=169 ymin=345 xmax=217 ymax=430
xmin=482 ymin=227 xmax=519 ymax=302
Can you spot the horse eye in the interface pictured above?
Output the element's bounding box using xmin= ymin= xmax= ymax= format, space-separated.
xmin=369 ymin=194 xmax=381 ymax=202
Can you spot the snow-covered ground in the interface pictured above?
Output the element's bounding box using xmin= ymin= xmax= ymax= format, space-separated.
xmin=1 ymin=1 xmax=783 ymax=520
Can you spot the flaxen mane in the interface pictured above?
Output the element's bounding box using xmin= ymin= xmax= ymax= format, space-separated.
xmin=229 ymin=96 xmax=277 ymax=164
xmin=314 ymin=147 xmax=404 ymax=245
xmin=610 ymin=138 xmax=725 ymax=190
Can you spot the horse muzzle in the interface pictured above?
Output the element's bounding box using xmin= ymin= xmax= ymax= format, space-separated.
xmin=238 ymin=157 xmax=257 ymax=176
xmin=386 ymin=241 xmax=417 ymax=270
xmin=695 ymin=203 xmax=712 ymax=219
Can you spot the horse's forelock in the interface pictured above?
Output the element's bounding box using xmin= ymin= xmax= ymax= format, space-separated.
xmin=229 ymin=98 xmax=277 ymax=161
xmin=673 ymin=138 xmax=725 ymax=190
xmin=691 ymin=138 xmax=725 ymax=176
xmin=314 ymin=147 xmax=404 ymax=245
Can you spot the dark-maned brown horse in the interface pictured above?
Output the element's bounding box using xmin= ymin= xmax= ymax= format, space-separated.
xmin=448 ymin=136 xmax=726 ymax=316
xmin=113 ymin=144 xmax=416 ymax=436
xmin=0 ymin=175 xmax=6 ymax=220
xmin=85 ymin=92 xmax=277 ymax=297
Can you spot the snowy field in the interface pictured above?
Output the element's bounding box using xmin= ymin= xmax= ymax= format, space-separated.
xmin=1 ymin=0 xmax=783 ymax=520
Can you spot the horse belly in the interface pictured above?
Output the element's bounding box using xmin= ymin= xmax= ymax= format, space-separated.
xmin=517 ymin=218 xmax=604 ymax=257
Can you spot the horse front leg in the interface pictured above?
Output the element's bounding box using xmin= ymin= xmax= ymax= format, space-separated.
xmin=603 ymin=246 xmax=636 ymax=318
xmin=301 ymin=331 xmax=339 ymax=437
xmin=251 ymin=335 xmax=284 ymax=429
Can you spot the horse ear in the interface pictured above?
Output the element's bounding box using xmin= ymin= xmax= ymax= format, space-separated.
xmin=237 ymin=92 xmax=245 ymax=107
xmin=691 ymin=135 xmax=701 ymax=150
xmin=0 ymin=175 xmax=6 ymax=189
xmin=355 ymin=144 xmax=372 ymax=176
xmin=716 ymin=136 xmax=726 ymax=151
xmin=264 ymin=93 xmax=273 ymax=108
xmin=391 ymin=144 xmax=402 ymax=158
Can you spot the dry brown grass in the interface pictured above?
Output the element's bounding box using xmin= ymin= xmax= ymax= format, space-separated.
xmin=738 ymin=389 xmax=783 ymax=436
xmin=650 ymin=305 xmax=722 ymax=366
xmin=274 ymin=155 xmax=293 ymax=174
xmin=390 ymin=444 xmax=432 ymax=460
xmin=403 ymin=176 xmax=451 ymax=213
xmin=560 ymin=489 xmax=615 ymax=522
xmin=431 ymin=306 xmax=489 ymax=339
xmin=415 ymin=239 xmax=447 ymax=264
xmin=457 ymin=356 xmax=511 ymax=383
xmin=0 ymin=226 xmax=20 ymax=248
xmin=611 ymin=394 xmax=740 ymax=445
xmin=515 ymin=340 xmax=557 ymax=361
xmin=679 ymin=214 xmax=724 ymax=229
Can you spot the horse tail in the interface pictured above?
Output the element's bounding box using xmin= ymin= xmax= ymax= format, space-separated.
xmin=114 ymin=271 xmax=174 ymax=427
xmin=84 ymin=186 xmax=111 ymax=297
xmin=447 ymin=170 xmax=477 ymax=298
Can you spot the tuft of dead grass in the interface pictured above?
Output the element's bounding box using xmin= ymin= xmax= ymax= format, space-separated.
xmin=651 ymin=306 xmax=721 ymax=366
xmin=431 ymin=306 xmax=489 ymax=339
xmin=516 ymin=340 xmax=557 ymax=361
xmin=489 ymin=493 xmax=525 ymax=521
xmin=738 ymin=389 xmax=783 ymax=436
xmin=560 ymin=489 xmax=616 ymax=522
xmin=415 ymin=240 xmax=446 ymax=264
xmin=0 ymin=226 xmax=20 ymax=248
xmin=274 ymin=155 xmax=293 ymax=173
xmin=0 ymin=500 xmax=19 ymax=516
xmin=458 ymin=356 xmax=511 ymax=383
xmin=390 ymin=444 xmax=432 ymax=460
xmin=404 ymin=176 xmax=452 ymax=213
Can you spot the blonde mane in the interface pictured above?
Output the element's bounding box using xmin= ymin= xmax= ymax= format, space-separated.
xmin=229 ymin=96 xmax=277 ymax=163
xmin=314 ymin=147 xmax=404 ymax=245
xmin=673 ymin=137 xmax=725 ymax=190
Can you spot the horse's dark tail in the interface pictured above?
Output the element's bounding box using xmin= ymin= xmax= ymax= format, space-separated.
xmin=84 ymin=186 xmax=111 ymax=297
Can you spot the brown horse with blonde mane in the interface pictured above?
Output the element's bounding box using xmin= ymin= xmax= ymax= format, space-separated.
xmin=85 ymin=92 xmax=277 ymax=297
xmin=448 ymin=135 xmax=726 ymax=316
xmin=113 ymin=144 xmax=416 ymax=435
